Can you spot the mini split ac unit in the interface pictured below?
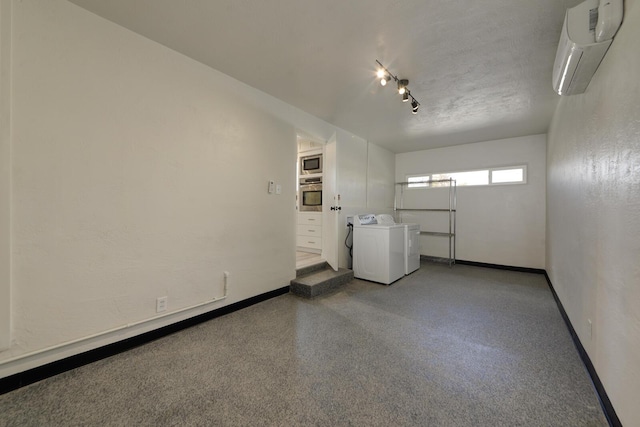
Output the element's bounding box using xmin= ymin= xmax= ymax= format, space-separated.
xmin=552 ymin=0 xmax=623 ymax=95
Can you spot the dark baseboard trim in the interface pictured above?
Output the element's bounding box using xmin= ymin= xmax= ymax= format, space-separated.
xmin=0 ymin=286 xmax=290 ymax=396
xmin=455 ymin=259 xmax=546 ymax=275
xmin=543 ymin=273 xmax=621 ymax=427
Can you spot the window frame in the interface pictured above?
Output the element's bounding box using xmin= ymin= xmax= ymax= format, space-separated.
xmin=489 ymin=165 xmax=527 ymax=185
xmin=405 ymin=164 xmax=527 ymax=189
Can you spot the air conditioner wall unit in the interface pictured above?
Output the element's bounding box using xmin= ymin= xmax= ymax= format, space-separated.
xmin=552 ymin=0 xmax=623 ymax=96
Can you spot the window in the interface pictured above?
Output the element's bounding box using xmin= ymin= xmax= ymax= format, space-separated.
xmin=407 ymin=176 xmax=430 ymax=188
xmin=490 ymin=167 xmax=526 ymax=184
xmin=432 ymin=170 xmax=489 ymax=186
xmin=407 ymin=165 xmax=526 ymax=188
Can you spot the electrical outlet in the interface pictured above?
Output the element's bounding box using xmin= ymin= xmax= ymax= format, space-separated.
xmin=346 ymin=216 xmax=353 ymax=228
xmin=156 ymin=296 xmax=168 ymax=313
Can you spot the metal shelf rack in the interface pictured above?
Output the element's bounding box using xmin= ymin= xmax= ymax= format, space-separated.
xmin=394 ymin=178 xmax=456 ymax=266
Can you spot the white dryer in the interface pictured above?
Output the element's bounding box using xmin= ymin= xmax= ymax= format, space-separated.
xmin=353 ymin=214 xmax=405 ymax=285
xmin=376 ymin=215 xmax=421 ymax=275
xmin=404 ymin=223 xmax=421 ymax=275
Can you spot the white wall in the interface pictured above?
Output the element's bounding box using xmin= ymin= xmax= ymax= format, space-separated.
xmin=546 ymin=0 xmax=640 ymax=424
xmin=0 ymin=0 xmax=381 ymax=378
xmin=0 ymin=0 xmax=11 ymax=350
xmin=367 ymin=143 xmax=396 ymax=211
xmin=396 ymin=135 xmax=546 ymax=269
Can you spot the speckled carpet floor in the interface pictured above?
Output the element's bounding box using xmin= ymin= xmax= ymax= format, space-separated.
xmin=0 ymin=262 xmax=607 ymax=426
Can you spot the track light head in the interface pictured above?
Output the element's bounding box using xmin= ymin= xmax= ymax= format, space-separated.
xmin=376 ymin=62 xmax=392 ymax=87
xmin=411 ymin=99 xmax=419 ymax=114
xmin=398 ymin=79 xmax=409 ymax=95
xmin=402 ymin=92 xmax=409 ymax=102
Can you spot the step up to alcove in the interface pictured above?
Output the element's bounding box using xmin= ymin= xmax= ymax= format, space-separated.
xmin=290 ymin=265 xmax=354 ymax=298
xmin=295 ymin=261 xmax=329 ymax=278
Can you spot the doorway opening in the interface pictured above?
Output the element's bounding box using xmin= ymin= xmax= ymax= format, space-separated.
xmin=295 ymin=134 xmax=325 ymax=270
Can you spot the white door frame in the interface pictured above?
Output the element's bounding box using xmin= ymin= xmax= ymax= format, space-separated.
xmin=322 ymin=133 xmax=339 ymax=271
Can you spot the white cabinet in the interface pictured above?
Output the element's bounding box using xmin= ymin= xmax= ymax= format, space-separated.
xmin=298 ymin=212 xmax=322 ymax=225
xmin=297 ymin=213 xmax=322 ymax=251
xmin=298 ymin=140 xmax=323 ymax=153
xmin=297 ymin=224 xmax=321 ymax=236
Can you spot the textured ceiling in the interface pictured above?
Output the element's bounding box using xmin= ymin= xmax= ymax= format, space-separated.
xmin=68 ymin=0 xmax=582 ymax=153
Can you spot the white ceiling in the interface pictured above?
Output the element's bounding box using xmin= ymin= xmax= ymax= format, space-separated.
xmin=69 ymin=0 xmax=581 ymax=153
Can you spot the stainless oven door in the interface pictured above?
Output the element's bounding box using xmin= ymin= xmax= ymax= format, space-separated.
xmin=299 ymin=183 xmax=322 ymax=212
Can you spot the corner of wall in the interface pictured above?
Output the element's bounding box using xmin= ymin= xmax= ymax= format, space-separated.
xmin=0 ymin=0 xmax=13 ymax=350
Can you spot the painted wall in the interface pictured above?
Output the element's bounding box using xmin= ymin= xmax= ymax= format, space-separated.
xmin=0 ymin=0 xmax=11 ymax=350
xmin=367 ymin=143 xmax=396 ymax=212
xmin=0 ymin=0 xmax=389 ymax=378
xmin=546 ymin=0 xmax=640 ymax=424
xmin=396 ymin=135 xmax=546 ymax=269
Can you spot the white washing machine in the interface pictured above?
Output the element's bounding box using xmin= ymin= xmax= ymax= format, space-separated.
xmin=353 ymin=214 xmax=405 ymax=285
xmin=376 ymin=215 xmax=421 ymax=275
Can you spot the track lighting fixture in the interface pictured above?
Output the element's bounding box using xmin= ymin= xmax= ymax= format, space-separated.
xmin=375 ymin=60 xmax=421 ymax=114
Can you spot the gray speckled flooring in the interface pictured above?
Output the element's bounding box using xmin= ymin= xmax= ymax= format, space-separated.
xmin=0 ymin=262 xmax=607 ymax=426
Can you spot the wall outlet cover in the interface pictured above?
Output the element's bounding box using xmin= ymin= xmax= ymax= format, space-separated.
xmin=156 ymin=296 xmax=168 ymax=313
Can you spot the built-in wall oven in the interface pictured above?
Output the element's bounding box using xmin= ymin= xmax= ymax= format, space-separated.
xmin=299 ymin=177 xmax=322 ymax=212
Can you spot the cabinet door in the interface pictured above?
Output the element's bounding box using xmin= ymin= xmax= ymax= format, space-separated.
xmin=298 ymin=140 xmax=323 ymax=153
